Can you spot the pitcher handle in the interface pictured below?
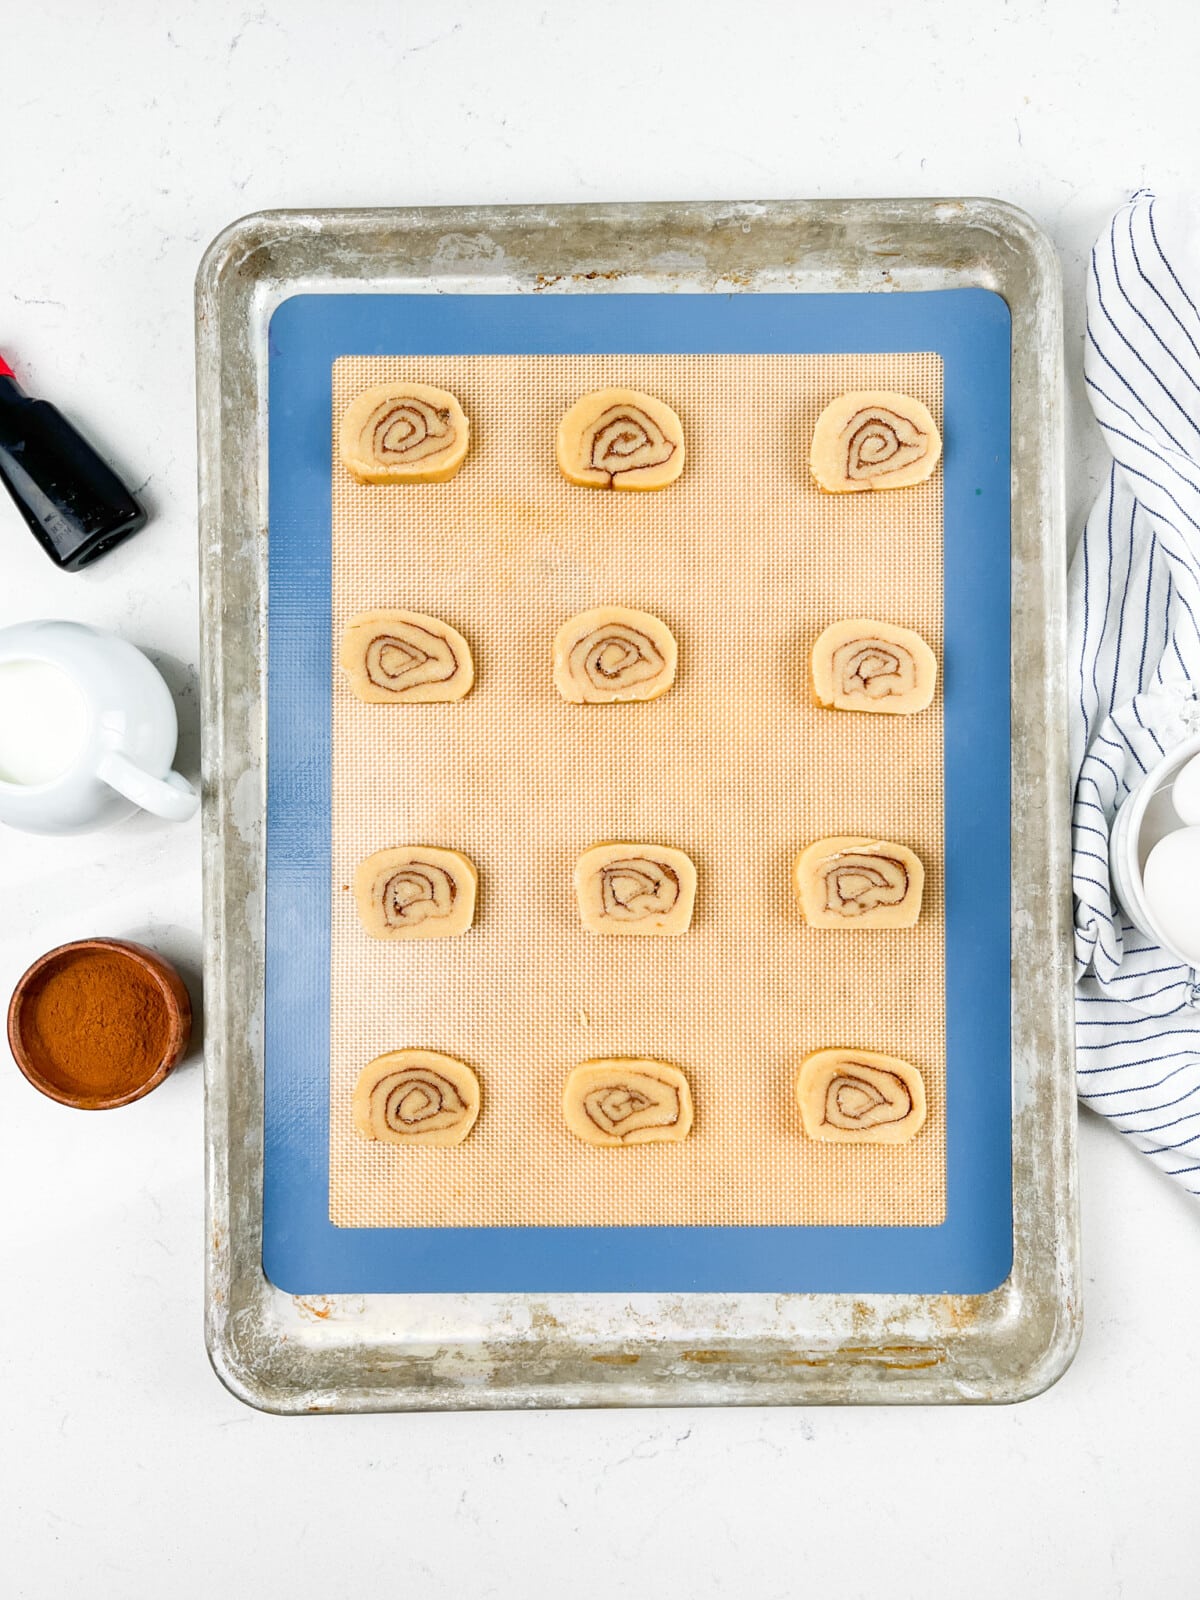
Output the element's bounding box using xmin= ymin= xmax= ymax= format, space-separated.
xmin=97 ymin=750 xmax=199 ymax=822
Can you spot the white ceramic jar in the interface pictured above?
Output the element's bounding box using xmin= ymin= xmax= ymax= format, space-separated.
xmin=1108 ymin=732 xmax=1200 ymax=964
xmin=0 ymin=619 xmax=198 ymax=834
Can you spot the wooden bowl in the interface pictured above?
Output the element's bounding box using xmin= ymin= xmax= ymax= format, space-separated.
xmin=7 ymin=938 xmax=192 ymax=1110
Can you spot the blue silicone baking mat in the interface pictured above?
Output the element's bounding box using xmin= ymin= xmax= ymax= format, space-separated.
xmin=263 ymin=288 xmax=1012 ymax=1294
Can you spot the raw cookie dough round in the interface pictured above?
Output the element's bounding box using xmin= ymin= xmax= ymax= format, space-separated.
xmin=810 ymin=390 xmax=941 ymax=493
xmin=556 ymin=387 xmax=685 ymax=490
xmin=339 ymin=381 xmax=470 ymax=483
xmin=563 ymin=1059 xmax=694 ymax=1146
xmin=553 ymin=606 xmax=677 ymax=703
xmin=811 ymin=618 xmax=937 ymax=715
xmin=339 ymin=609 xmax=475 ymax=704
xmin=575 ymin=843 xmax=697 ymax=935
xmin=353 ymin=1049 xmax=481 ymax=1146
xmin=795 ymin=1049 xmax=926 ymax=1144
xmin=793 ymin=836 xmax=924 ymax=929
xmin=354 ymin=846 xmax=478 ymax=940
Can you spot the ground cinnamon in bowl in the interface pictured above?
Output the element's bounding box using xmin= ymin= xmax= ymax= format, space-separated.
xmin=7 ymin=938 xmax=191 ymax=1108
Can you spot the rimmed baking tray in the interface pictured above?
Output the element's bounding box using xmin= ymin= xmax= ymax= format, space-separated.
xmin=197 ymin=199 xmax=1077 ymax=1411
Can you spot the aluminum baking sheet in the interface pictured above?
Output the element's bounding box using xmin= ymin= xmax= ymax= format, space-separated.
xmin=198 ymin=199 xmax=1077 ymax=1410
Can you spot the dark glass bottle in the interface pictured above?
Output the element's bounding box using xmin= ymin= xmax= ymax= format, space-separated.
xmin=0 ymin=355 xmax=147 ymax=571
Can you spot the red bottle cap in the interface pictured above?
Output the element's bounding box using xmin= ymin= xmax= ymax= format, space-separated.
xmin=0 ymin=354 xmax=14 ymax=378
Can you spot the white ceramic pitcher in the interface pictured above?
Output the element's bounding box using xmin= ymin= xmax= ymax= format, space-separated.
xmin=0 ymin=619 xmax=198 ymax=834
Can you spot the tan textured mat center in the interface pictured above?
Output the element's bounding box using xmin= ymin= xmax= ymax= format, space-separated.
xmin=330 ymin=352 xmax=944 ymax=1228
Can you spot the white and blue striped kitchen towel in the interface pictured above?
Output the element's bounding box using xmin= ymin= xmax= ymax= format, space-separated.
xmin=1072 ymin=189 xmax=1200 ymax=1195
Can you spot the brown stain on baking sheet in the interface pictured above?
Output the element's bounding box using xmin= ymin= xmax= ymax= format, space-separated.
xmin=674 ymin=1343 xmax=945 ymax=1370
xmin=780 ymin=1344 xmax=946 ymax=1369
xmin=535 ymin=270 xmax=625 ymax=290
xmin=936 ymin=1294 xmax=985 ymax=1331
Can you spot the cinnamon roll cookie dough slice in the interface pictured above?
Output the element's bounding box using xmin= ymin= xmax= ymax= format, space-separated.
xmin=353 ymin=1050 xmax=481 ymax=1147
xmin=354 ymin=846 xmax=478 ymax=940
xmin=553 ymin=606 xmax=677 ymax=703
xmin=811 ymin=618 xmax=937 ymax=714
xmin=557 ymin=387 xmax=685 ymax=490
xmin=563 ymin=1059 xmax=694 ymax=1147
xmin=340 ymin=609 xmax=474 ymax=703
xmin=793 ymin=837 xmax=924 ymax=928
xmin=575 ymin=843 xmax=697 ymax=936
xmin=339 ymin=381 xmax=469 ymax=483
xmin=796 ymin=1049 xmax=926 ymax=1144
xmin=810 ymin=390 xmax=941 ymax=492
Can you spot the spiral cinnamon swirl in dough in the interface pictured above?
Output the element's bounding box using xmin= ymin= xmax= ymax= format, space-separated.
xmin=339 ymin=382 xmax=469 ymax=483
xmin=811 ymin=619 xmax=937 ymax=715
xmin=575 ymin=843 xmax=697 ymax=936
xmin=563 ymin=1059 xmax=694 ymax=1147
xmin=353 ymin=1050 xmax=481 ymax=1146
xmin=793 ymin=837 xmax=924 ymax=928
xmin=795 ymin=1049 xmax=926 ymax=1144
xmin=339 ymin=609 xmax=474 ymax=704
xmin=810 ymin=390 xmax=941 ymax=493
xmin=557 ymin=387 xmax=685 ymax=490
xmin=553 ymin=606 xmax=677 ymax=703
xmin=354 ymin=847 xmax=478 ymax=940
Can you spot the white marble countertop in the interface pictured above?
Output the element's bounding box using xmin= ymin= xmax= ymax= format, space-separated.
xmin=2 ymin=2 xmax=1198 ymax=1595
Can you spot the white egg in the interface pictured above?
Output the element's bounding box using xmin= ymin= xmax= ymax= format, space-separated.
xmin=1172 ymin=751 xmax=1200 ymax=826
xmin=1142 ymin=825 xmax=1200 ymax=964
